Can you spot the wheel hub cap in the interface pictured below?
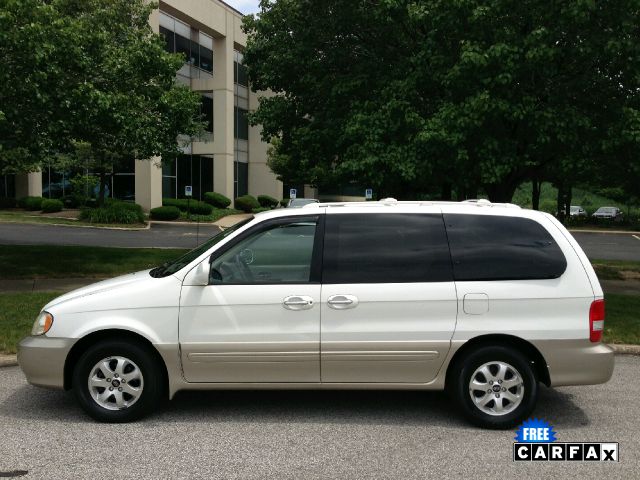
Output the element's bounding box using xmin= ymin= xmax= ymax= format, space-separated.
xmin=88 ymin=356 xmax=144 ymax=411
xmin=468 ymin=361 xmax=524 ymax=416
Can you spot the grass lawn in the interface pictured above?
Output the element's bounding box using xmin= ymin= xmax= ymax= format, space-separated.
xmin=178 ymin=207 xmax=244 ymax=223
xmin=0 ymin=210 xmax=146 ymax=229
xmin=0 ymin=291 xmax=61 ymax=353
xmin=592 ymin=259 xmax=640 ymax=281
xmin=0 ymin=291 xmax=638 ymax=354
xmin=0 ymin=245 xmax=187 ymax=279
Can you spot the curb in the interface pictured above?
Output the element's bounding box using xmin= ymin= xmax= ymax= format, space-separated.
xmin=609 ymin=344 xmax=640 ymax=355
xmin=0 ymin=355 xmax=18 ymax=368
xmin=1 ymin=344 xmax=639 ymax=370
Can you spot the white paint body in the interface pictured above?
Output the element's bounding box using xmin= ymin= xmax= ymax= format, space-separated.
xmin=24 ymin=201 xmax=613 ymax=396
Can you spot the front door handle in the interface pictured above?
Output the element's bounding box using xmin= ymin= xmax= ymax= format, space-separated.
xmin=327 ymin=294 xmax=358 ymax=310
xmin=283 ymin=295 xmax=314 ymax=310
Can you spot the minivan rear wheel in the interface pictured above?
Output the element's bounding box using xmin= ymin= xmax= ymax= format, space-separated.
xmin=72 ymin=340 xmax=164 ymax=423
xmin=451 ymin=346 xmax=538 ymax=429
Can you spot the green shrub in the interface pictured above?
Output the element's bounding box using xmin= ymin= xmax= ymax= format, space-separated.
xmin=257 ymin=195 xmax=279 ymax=209
xmin=191 ymin=202 xmax=213 ymax=215
xmin=0 ymin=197 xmax=16 ymax=208
xmin=204 ymin=192 xmax=231 ymax=208
xmin=235 ymin=195 xmax=260 ymax=213
xmin=79 ymin=201 xmax=145 ymax=224
xmin=41 ymin=199 xmax=63 ymax=213
xmin=280 ymin=198 xmax=289 ymax=207
xmin=61 ymin=195 xmax=80 ymax=208
xmin=18 ymin=196 xmax=44 ymax=211
xmin=150 ymin=206 xmax=181 ymax=221
xmin=162 ymin=197 xmax=212 ymax=214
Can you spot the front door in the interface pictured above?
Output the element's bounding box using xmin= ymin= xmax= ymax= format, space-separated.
xmin=320 ymin=210 xmax=457 ymax=383
xmin=179 ymin=215 xmax=323 ymax=383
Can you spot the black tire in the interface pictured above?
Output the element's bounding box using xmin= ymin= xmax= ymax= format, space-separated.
xmin=72 ymin=340 xmax=165 ymax=423
xmin=449 ymin=345 xmax=538 ymax=429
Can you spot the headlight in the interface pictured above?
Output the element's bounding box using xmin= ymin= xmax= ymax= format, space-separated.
xmin=32 ymin=311 xmax=54 ymax=336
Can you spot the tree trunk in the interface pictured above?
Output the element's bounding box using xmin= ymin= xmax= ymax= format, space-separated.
xmin=98 ymin=170 xmax=107 ymax=207
xmin=564 ymin=186 xmax=572 ymax=222
xmin=556 ymin=182 xmax=564 ymax=222
xmin=486 ymin=182 xmax=518 ymax=203
xmin=440 ymin=182 xmax=452 ymax=201
xmin=532 ymin=178 xmax=541 ymax=210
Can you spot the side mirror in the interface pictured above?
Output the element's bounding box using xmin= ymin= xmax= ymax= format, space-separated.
xmin=190 ymin=261 xmax=210 ymax=286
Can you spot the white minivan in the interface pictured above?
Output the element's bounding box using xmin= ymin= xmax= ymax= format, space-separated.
xmin=18 ymin=199 xmax=614 ymax=428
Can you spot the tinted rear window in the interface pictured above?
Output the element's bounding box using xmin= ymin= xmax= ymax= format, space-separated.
xmin=444 ymin=214 xmax=567 ymax=281
xmin=322 ymin=213 xmax=453 ymax=284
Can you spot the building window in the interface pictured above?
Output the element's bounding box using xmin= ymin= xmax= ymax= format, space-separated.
xmin=162 ymin=155 xmax=213 ymax=200
xmin=234 ymin=106 xmax=249 ymax=140
xmin=0 ymin=174 xmax=16 ymax=198
xmin=201 ymin=94 xmax=213 ymax=133
xmin=234 ymin=161 xmax=248 ymax=198
xmin=159 ymin=11 xmax=213 ymax=79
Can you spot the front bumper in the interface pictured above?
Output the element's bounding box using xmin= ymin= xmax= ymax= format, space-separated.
xmin=532 ymin=340 xmax=615 ymax=387
xmin=18 ymin=336 xmax=75 ymax=390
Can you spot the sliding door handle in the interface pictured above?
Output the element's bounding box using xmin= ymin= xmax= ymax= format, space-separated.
xmin=327 ymin=294 xmax=358 ymax=310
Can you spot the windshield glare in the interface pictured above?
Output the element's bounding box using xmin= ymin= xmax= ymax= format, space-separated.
xmin=149 ymin=218 xmax=253 ymax=278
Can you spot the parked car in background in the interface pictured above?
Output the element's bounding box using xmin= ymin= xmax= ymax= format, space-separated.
xmin=569 ymin=206 xmax=588 ymax=217
xmin=592 ymin=206 xmax=623 ymax=220
xmin=287 ymin=198 xmax=319 ymax=208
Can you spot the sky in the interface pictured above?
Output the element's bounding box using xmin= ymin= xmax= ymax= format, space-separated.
xmin=224 ymin=0 xmax=261 ymax=15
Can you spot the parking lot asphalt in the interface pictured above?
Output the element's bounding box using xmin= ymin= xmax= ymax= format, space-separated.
xmin=1 ymin=222 xmax=639 ymax=260
xmin=0 ymin=222 xmax=221 ymax=249
xmin=572 ymin=231 xmax=640 ymax=261
xmin=0 ymin=355 xmax=637 ymax=479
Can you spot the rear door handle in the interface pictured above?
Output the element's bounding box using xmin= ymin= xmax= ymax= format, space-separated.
xmin=283 ymin=295 xmax=314 ymax=310
xmin=327 ymin=294 xmax=358 ymax=310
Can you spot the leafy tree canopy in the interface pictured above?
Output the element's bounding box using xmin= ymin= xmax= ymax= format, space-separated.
xmin=0 ymin=0 xmax=204 ymax=204
xmin=243 ymin=0 xmax=640 ymax=201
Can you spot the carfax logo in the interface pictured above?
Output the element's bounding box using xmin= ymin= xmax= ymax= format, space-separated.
xmin=513 ymin=418 xmax=618 ymax=462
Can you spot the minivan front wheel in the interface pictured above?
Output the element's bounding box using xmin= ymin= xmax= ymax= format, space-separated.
xmin=451 ymin=346 xmax=538 ymax=429
xmin=72 ymin=340 xmax=164 ymax=422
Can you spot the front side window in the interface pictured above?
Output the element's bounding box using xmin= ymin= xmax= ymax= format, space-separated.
xmin=211 ymin=218 xmax=318 ymax=284
xmin=322 ymin=214 xmax=453 ymax=284
xmin=444 ymin=214 xmax=567 ymax=281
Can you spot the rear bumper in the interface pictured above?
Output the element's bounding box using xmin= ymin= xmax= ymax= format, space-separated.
xmin=18 ymin=336 xmax=75 ymax=390
xmin=532 ymin=340 xmax=614 ymax=387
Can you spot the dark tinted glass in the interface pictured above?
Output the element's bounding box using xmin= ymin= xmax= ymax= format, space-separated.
xmin=234 ymin=161 xmax=248 ymax=198
xmin=323 ymin=214 xmax=453 ymax=284
xmin=234 ymin=107 xmax=249 ymax=140
xmin=444 ymin=214 xmax=567 ymax=281
xmin=200 ymin=95 xmax=213 ymax=132
xmin=200 ymin=46 xmax=213 ymax=72
xmin=175 ymin=34 xmax=191 ymax=62
xmin=159 ymin=26 xmax=174 ymax=53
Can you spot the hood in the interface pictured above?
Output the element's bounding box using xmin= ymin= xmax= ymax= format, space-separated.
xmin=42 ymin=269 xmax=153 ymax=311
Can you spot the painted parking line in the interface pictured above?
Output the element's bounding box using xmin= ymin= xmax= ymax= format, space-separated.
xmin=633 ymin=235 xmax=640 ymax=241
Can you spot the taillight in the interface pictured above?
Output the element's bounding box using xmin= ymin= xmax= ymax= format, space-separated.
xmin=589 ymin=299 xmax=605 ymax=342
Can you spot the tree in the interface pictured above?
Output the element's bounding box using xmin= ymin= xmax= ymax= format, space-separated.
xmin=0 ymin=0 xmax=204 ymax=205
xmin=0 ymin=0 xmax=74 ymax=173
xmin=243 ymin=0 xmax=640 ymax=202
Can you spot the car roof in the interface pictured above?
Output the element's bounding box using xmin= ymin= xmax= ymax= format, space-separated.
xmin=251 ymin=198 xmax=546 ymax=223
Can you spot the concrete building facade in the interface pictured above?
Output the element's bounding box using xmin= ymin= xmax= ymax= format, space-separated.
xmin=2 ymin=0 xmax=281 ymax=211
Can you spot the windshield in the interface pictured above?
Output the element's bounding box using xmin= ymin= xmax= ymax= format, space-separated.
xmin=597 ymin=207 xmax=616 ymax=213
xmin=149 ymin=218 xmax=253 ymax=278
xmin=570 ymin=206 xmax=580 ymax=212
